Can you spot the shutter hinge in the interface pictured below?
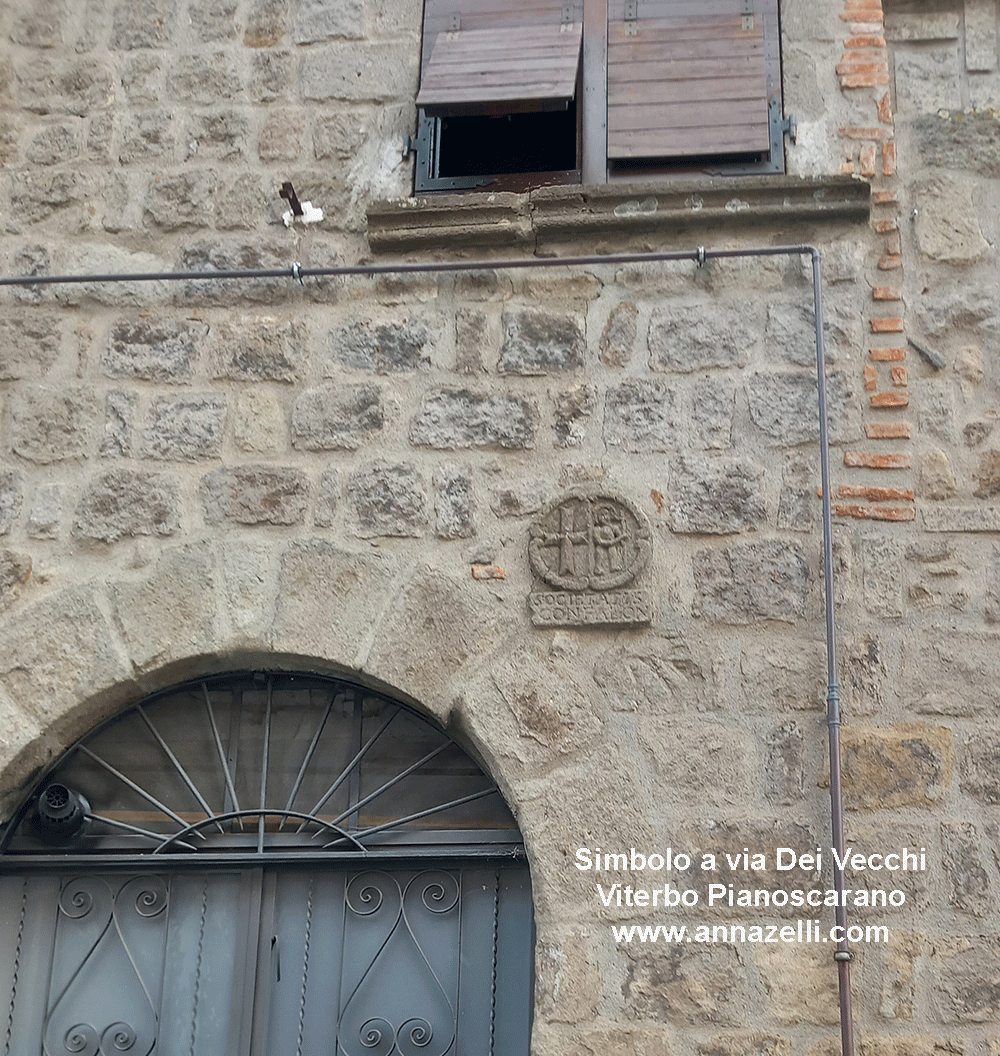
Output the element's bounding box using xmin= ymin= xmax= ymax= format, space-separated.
xmin=741 ymin=0 xmax=754 ymax=31
xmin=447 ymin=12 xmax=460 ymax=31
xmin=561 ymin=4 xmax=573 ymax=24
xmin=783 ymin=113 xmax=797 ymax=145
xmin=624 ymin=0 xmax=637 ymax=35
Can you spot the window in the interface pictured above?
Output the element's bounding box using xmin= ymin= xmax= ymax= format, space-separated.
xmin=0 ymin=673 xmax=533 ymax=1056
xmin=413 ymin=0 xmax=786 ymax=191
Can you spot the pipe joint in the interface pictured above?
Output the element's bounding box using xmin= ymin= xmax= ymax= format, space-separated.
xmin=834 ymin=950 xmax=855 ymax=963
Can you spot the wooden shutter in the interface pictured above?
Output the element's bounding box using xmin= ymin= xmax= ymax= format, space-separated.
xmin=417 ymin=0 xmax=584 ymax=115
xmin=606 ymin=0 xmax=779 ymax=160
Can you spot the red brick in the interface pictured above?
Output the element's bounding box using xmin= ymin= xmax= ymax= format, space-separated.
xmin=871 ymin=317 xmax=904 ymax=333
xmin=878 ymin=255 xmax=902 ymax=270
xmin=866 ymin=422 xmax=912 ymax=439
xmin=864 ymin=364 xmax=878 ymax=391
xmin=840 ymin=126 xmax=893 ymax=139
xmin=873 ymin=218 xmax=898 ymax=233
xmin=873 ymin=189 xmax=898 ymax=204
xmin=884 ymin=231 xmax=901 ymax=254
xmin=845 ymin=34 xmax=887 ymax=47
xmin=891 ymin=366 xmax=908 ymax=386
xmin=871 ymin=391 xmax=909 ymax=408
xmin=883 ymin=141 xmax=897 ymax=176
xmin=845 ymin=451 xmax=912 ymax=469
xmin=472 ymin=564 xmax=506 ymax=580
xmin=840 ymin=161 xmax=858 ymax=174
xmin=859 ymin=142 xmax=878 ymax=177
xmin=869 ymin=347 xmax=906 ymax=362
xmin=841 ymin=71 xmax=891 ymax=87
xmin=873 ymin=286 xmax=902 ymax=300
xmin=833 ymin=505 xmax=916 ymax=522
xmin=878 ymin=91 xmax=893 ymax=122
xmin=838 ymin=485 xmax=914 ymax=501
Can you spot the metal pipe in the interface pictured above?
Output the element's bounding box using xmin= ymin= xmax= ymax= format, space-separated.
xmin=0 ymin=242 xmax=855 ymax=1056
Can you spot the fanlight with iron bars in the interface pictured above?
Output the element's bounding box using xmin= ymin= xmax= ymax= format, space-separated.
xmin=1 ymin=672 xmax=520 ymax=860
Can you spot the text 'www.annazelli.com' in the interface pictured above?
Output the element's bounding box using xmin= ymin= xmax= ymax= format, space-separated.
xmin=611 ymin=921 xmax=890 ymax=945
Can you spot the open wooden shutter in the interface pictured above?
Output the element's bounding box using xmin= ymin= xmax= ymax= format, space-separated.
xmin=606 ymin=0 xmax=779 ymax=160
xmin=417 ymin=0 xmax=584 ymax=116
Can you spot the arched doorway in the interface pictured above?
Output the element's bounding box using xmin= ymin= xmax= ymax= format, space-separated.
xmin=0 ymin=672 xmax=533 ymax=1056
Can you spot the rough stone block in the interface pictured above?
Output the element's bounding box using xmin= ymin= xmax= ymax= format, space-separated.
xmin=10 ymin=0 xmax=67 ymax=47
xmin=648 ymin=303 xmax=760 ymax=372
xmin=187 ymin=109 xmax=249 ymax=160
xmin=638 ymin=719 xmax=751 ymax=804
xmin=777 ymin=455 xmax=816 ymax=531
xmin=454 ymin=308 xmax=490 ymax=375
xmin=489 ymin=480 xmax=549 ymax=518
xmin=167 ymin=52 xmax=241 ymax=103
xmin=552 ymin=385 xmax=595 ymax=448
xmin=433 ymin=470 xmax=475 ymax=540
xmin=27 ymin=483 xmax=62 ymax=539
xmin=270 ymin=540 xmax=400 ymax=665
xmin=144 ymin=172 xmax=221 ymax=230
xmin=74 ymin=469 xmax=180 ymax=543
xmin=9 ymin=170 xmax=87 ymax=225
xmin=11 ymin=386 xmax=99 ymax=464
xmin=215 ymin=174 xmax=266 ymax=230
xmin=915 ymin=110 xmax=1000 ymax=179
xmin=26 ymin=123 xmax=80 ymax=165
xmin=696 ymin=1035 xmax=790 ymax=1056
xmin=292 ymin=0 xmax=364 ymax=42
xmin=694 ymin=541 xmax=809 ymax=625
xmin=914 ymin=178 xmax=989 ymax=263
xmin=262 ymin=114 xmax=307 ymax=163
xmin=499 ymin=307 xmax=585 ymax=375
xmin=0 ymin=587 xmax=136 ymax=732
xmin=841 ymin=723 xmax=953 ymax=810
xmin=213 ymin=319 xmax=306 ymax=381
xmin=862 ymin=535 xmax=903 ymax=617
xmin=746 ymin=371 xmax=856 ymax=445
xmin=740 ymin=643 xmax=825 ymax=712
xmin=190 ymin=0 xmax=239 ymax=42
xmin=119 ymin=109 xmax=174 ymax=164
xmin=0 ymin=313 xmax=60 ymax=380
xmin=105 ymin=319 xmax=206 ymax=381
xmin=758 ymin=948 xmax=840 ymax=1025
xmin=100 ymin=391 xmax=136 ymax=458
xmin=245 ymin=0 xmax=289 ymax=46
xmin=174 ymin=240 xmax=293 ymax=307
xmin=249 ymin=50 xmax=295 ymax=101
xmin=314 ymin=469 xmax=338 ymax=528
xmin=593 ymin=633 xmax=711 ymax=713
xmin=599 ymin=302 xmax=638 ymax=367
xmin=291 ymin=383 xmax=383 ymax=451
xmin=961 ymin=731 xmax=1000 ymax=804
xmin=111 ymin=545 xmax=219 ymax=670
xmin=220 ymin=538 xmax=274 ymax=638
xmin=17 ymin=58 xmax=114 ymax=114
xmin=0 ymin=550 xmax=31 ymax=611
xmin=623 ymin=945 xmax=749 ymax=1026
xmin=139 ymin=395 xmax=227 ymax=461
xmin=564 ymin=1024 xmax=675 ymax=1056
xmin=690 ymin=379 xmax=734 ymax=450
xmin=918 ymin=381 xmax=955 ymax=443
xmin=410 ymin=389 xmax=535 ymax=450
xmin=0 ymin=473 xmax=22 ymax=536
xmin=931 ymin=937 xmax=1000 ymax=1023
xmin=234 ymin=391 xmax=286 ymax=453
xmin=668 ymin=455 xmax=765 ymax=534
xmin=347 ymin=462 xmax=426 ymax=537
xmin=536 ymin=928 xmax=602 ymax=1024
xmin=604 ymin=379 xmax=679 ymax=452
xmin=941 ymin=821 xmax=992 ymax=916
xmin=894 ymin=44 xmax=962 ymax=112
xmin=200 ymin=466 xmax=309 ymax=526
xmin=300 ymin=42 xmax=418 ymax=102
xmin=314 ymin=110 xmax=367 ymax=160
xmin=111 ymin=0 xmax=176 ymax=49
xmin=765 ymin=721 xmax=806 ymax=805
xmin=330 ymin=318 xmax=432 ymax=373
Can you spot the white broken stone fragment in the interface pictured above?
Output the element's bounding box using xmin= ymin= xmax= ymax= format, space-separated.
xmin=282 ymin=201 xmax=324 ymax=227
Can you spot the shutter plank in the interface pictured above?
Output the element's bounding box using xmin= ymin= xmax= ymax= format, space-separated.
xmin=417 ymin=23 xmax=583 ymax=112
xmin=607 ymin=3 xmax=772 ymax=160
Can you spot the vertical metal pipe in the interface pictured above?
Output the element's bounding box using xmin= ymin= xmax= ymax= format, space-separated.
xmin=812 ymin=248 xmax=856 ymax=1056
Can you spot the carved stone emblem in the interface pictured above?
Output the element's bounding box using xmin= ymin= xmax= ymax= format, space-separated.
xmin=528 ymin=490 xmax=652 ymax=627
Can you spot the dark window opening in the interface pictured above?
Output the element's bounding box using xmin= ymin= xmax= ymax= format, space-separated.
xmin=437 ymin=102 xmax=578 ymax=178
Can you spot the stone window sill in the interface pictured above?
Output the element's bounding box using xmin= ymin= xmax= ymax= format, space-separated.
xmin=366 ymin=175 xmax=871 ymax=255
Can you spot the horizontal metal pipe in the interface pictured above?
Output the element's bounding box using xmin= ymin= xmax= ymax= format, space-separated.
xmin=0 ymin=244 xmax=816 ymax=287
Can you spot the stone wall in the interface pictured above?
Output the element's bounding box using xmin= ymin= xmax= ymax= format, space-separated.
xmin=1 ymin=0 xmax=1000 ymax=1053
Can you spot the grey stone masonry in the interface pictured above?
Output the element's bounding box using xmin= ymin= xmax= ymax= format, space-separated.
xmin=104 ymin=320 xmax=207 ymax=382
xmin=200 ymin=466 xmax=310 ymax=526
xmin=74 ymin=469 xmax=180 ymax=543
xmin=410 ymin=390 xmax=536 ymax=450
xmin=291 ymin=383 xmax=384 ymax=450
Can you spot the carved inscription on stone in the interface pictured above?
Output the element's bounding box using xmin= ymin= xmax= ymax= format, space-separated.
xmin=528 ymin=490 xmax=652 ymax=627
